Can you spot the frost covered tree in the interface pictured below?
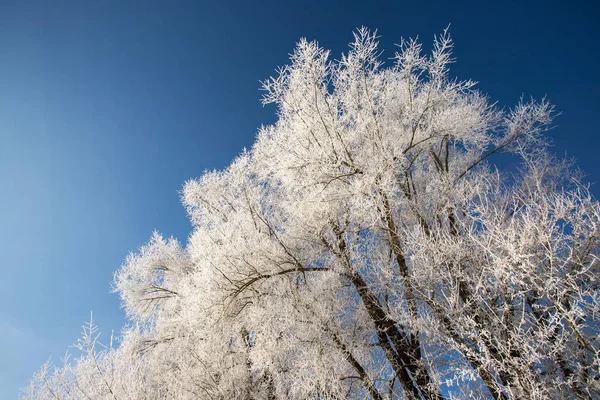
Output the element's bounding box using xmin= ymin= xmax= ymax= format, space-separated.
xmin=25 ymin=28 xmax=600 ymax=399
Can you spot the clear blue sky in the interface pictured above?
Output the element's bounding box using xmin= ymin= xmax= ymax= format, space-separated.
xmin=1 ymin=1 xmax=598 ymax=398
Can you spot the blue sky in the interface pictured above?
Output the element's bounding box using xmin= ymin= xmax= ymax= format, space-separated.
xmin=1 ymin=0 xmax=599 ymax=398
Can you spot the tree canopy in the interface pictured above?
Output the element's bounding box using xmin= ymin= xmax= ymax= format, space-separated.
xmin=25 ymin=28 xmax=600 ymax=400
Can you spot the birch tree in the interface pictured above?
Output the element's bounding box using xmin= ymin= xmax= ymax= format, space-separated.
xmin=25 ymin=28 xmax=600 ymax=400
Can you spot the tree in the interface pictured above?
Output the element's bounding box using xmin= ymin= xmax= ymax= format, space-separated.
xmin=25 ymin=28 xmax=600 ymax=399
